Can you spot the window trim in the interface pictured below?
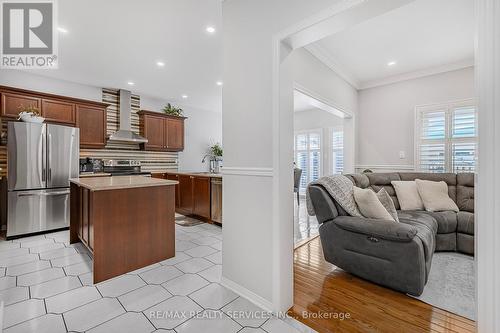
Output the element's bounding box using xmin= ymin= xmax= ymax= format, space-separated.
xmin=414 ymin=98 xmax=476 ymax=173
xmin=329 ymin=126 xmax=344 ymax=175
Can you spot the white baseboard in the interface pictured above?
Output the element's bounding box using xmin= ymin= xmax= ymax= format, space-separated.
xmin=221 ymin=276 xmax=274 ymax=313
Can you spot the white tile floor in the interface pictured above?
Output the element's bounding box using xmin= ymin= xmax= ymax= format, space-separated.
xmin=0 ymin=218 xmax=314 ymax=333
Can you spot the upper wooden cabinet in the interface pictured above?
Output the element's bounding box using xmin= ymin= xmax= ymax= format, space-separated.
xmin=142 ymin=113 xmax=165 ymax=150
xmin=0 ymin=85 xmax=109 ymax=149
xmin=76 ymin=105 xmax=107 ymax=148
xmin=1 ymin=92 xmax=41 ymax=118
xmin=138 ymin=111 xmax=186 ymax=152
xmin=42 ymin=98 xmax=76 ymax=124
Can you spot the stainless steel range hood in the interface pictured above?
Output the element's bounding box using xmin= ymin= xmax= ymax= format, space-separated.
xmin=108 ymin=89 xmax=148 ymax=143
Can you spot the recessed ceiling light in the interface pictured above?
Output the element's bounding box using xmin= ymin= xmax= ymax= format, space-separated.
xmin=156 ymin=61 xmax=165 ymax=67
xmin=216 ymin=81 xmax=223 ymax=86
xmin=181 ymin=94 xmax=188 ymax=99
xmin=387 ymin=61 xmax=397 ymax=66
xmin=206 ymin=26 xmax=216 ymax=34
xmin=57 ymin=27 xmax=68 ymax=34
xmin=127 ymin=81 xmax=135 ymax=86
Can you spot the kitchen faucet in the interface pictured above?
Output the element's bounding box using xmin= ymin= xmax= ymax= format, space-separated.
xmin=202 ymin=154 xmax=211 ymax=164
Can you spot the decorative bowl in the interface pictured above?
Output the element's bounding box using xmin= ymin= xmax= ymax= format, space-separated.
xmin=18 ymin=112 xmax=45 ymax=123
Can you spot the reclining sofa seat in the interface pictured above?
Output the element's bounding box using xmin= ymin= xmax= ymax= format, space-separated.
xmin=347 ymin=172 xmax=475 ymax=254
xmin=308 ymin=172 xmax=474 ymax=296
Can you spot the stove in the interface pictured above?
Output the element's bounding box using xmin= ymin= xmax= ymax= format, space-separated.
xmin=102 ymin=159 xmax=151 ymax=176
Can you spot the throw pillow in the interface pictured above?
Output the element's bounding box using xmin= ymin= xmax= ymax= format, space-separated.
xmin=415 ymin=179 xmax=459 ymax=212
xmin=353 ymin=187 xmax=395 ymax=221
xmin=376 ymin=188 xmax=400 ymax=222
xmin=391 ymin=181 xmax=424 ymax=210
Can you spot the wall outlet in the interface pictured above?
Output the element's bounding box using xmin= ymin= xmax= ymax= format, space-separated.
xmin=399 ymin=151 xmax=406 ymax=159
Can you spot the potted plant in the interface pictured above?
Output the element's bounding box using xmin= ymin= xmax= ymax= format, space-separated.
xmin=210 ymin=143 xmax=223 ymax=161
xmin=17 ymin=105 xmax=45 ymax=123
xmin=205 ymin=142 xmax=223 ymax=173
xmin=162 ymin=103 xmax=184 ymax=117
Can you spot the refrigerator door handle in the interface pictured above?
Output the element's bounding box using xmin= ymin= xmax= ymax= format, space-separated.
xmin=48 ymin=133 xmax=52 ymax=184
xmin=43 ymin=190 xmax=70 ymax=196
xmin=16 ymin=190 xmax=70 ymax=197
xmin=41 ymin=126 xmax=47 ymax=183
xmin=17 ymin=193 xmax=40 ymax=197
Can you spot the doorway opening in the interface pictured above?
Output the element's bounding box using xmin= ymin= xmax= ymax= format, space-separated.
xmin=293 ymin=89 xmax=346 ymax=246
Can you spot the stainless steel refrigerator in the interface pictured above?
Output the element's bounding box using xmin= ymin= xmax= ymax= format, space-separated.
xmin=7 ymin=122 xmax=79 ymax=238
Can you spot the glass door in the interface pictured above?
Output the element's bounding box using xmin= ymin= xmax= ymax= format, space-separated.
xmin=294 ymin=130 xmax=321 ymax=193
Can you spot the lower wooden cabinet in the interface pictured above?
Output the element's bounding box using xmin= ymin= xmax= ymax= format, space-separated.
xmin=193 ymin=177 xmax=211 ymax=219
xmin=71 ymin=184 xmax=94 ymax=251
xmin=178 ymin=175 xmax=194 ymax=214
xmin=167 ymin=173 xmax=217 ymax=222
xmin=165 ymin=174 xmax=180 ymax=208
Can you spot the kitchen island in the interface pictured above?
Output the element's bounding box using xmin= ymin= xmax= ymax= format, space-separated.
xmin=69 ymin=176 xmax=178 ymax=283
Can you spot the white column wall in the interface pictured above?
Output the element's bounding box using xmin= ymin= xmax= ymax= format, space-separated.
xmin=221 ymin=0 xmax=343 ymax=311
xmin=476 ymin=0 xmax=500 ymax=332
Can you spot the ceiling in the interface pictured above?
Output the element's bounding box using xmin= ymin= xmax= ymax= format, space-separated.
xmin=27 ymin=0 xmax=223 ymax=111
xmin=294 ymin=90 xmax=347 ymax=119
xmin=309 ymin=0 xmax=474 ymax=88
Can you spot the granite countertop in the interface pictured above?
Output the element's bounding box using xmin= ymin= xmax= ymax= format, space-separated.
xmin=165 ymin=171 xmax=223 ymax=179
xmin=70 ymin=175 xmax=178 ymax=191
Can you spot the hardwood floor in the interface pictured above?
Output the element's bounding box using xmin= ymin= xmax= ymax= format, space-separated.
xmin=289 ymin=237 xmax=476 ymax=333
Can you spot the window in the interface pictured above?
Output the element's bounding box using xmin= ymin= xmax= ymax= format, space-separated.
xmin=416 ymin=100 xmax=476 ymax=173
xmin=294 ymin=130 xmax=321 ymax=191
xmin=331 ymin=128 xmax=343 ymax=174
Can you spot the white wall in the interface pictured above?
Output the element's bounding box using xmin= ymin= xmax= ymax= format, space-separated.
xmin=294 ymin=108 xmax=344 ymax=176
xmin=290 ymin=48 xmax=357 ymax=173
xmin=141 ymin=96 xmax=223 ymax=172
xmin=357 ymin=67 xmax=474 ymax=168
xmin=222 ymin=0 xmax=345 ymax=312
xmin=0 ymin=70 xmax=102 ymax=101
xmin=0 ymin=71 xmax=222 ymax=172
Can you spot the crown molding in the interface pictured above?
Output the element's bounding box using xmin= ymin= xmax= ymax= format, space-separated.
xmin=305 ymin=42 xmax=474 ymax=91
xmin=304 ymin=44 xmax=360 ymax=89
xmin=359 ymin=59 xmax=474 ymax=90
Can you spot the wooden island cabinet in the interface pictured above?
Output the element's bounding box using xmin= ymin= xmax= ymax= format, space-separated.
xmin=0 ymin=85 xmax=108 ymax=148
xmin=70 ymin=176 xmax=178 ymax=283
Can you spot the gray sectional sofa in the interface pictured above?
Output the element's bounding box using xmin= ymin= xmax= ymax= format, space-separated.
xmin=308 ymin=172 xmax=474 ymax=296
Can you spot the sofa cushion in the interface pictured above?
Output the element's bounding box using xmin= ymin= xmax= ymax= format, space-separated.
xmin=457 ymin=211 xmax=474 ymax=235
xmin=353 ymin=187 xmax=396 ymax=221
xmin=365 ymin=173 xmax=401 ymax=209
xmin=347 ymin=173 xmax=370 ymax=188
xmin=457 ymin=173 xmax=474 ymax=213
xmin=415 ymin=179 xmax=459 ymax=212
xmin=399 ymin=172 xmax=457 ymax=203
xmin=413 ymin=211 xmax=458 ymax=234
xmin=398 ymin=212 xmax=437 ymax=264
xmin=377 ymin=188 xmax=399 ymax=222
xmin=391 ymin=181 xmax=424 ymax=210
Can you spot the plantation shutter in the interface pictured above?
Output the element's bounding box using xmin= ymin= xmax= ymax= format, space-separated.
xmin=416 ymin=100 xmax=476 ymax=173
